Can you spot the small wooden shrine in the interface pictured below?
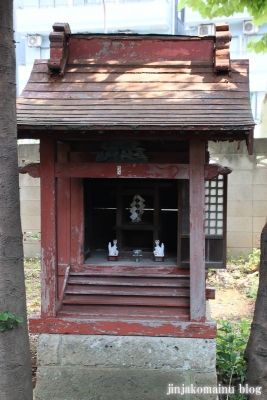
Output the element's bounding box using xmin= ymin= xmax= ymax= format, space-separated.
xmin=17 ymin=22 xmax=254 ymax=338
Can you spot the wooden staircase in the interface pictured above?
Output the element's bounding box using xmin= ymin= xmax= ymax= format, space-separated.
xmin=30 ymin=264 xmax=216 ymax=336
xmin=59 ymin=265 xmax=191 ymax=321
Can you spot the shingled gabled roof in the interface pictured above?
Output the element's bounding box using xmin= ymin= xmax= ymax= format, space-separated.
xmin=17 ymin=23 xmax=254 ymax=146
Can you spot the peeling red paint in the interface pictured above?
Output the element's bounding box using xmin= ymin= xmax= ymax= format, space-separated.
xmin=55 ymin=162 xmax=189 ymax=179
xmin=69 ymin=36 xmax=214 ymax=64
xmin=29 ymin=316 xmax=217 ymax=338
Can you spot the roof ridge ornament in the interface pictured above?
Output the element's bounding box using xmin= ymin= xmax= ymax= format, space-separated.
xmin=47 ymin=22 xmax=71 ymax=77
xmin=214 ymin=23 xmax=231 ymax=76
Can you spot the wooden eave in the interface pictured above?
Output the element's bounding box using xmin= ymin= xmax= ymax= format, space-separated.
xmin=17 ymin=29 xmax=255 ymax=149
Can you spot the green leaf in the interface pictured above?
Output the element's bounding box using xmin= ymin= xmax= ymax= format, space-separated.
xmin=6 ymin=321 xmax=15 ymax=329
xmin=217 ymin=351 xmax=231 ymax=362
xmin=0 ymin=324 xmax=6 ymax=332
xmin=0 ymin=312 xmax=9 ymax=321
xmin=247 ymin=34 xmax=267 ymax=54
xmin=211 ymin=4 xmax=219 ymax=15
xmin=231 ymin=351 xmax=237 ymax=362
xmin=15 ymin=316 xmax=23 ymax=323
xmin=178 ymin=0 xmax=186 ymax=11
xmin=179 ymin=0 xmax=267 ymax=53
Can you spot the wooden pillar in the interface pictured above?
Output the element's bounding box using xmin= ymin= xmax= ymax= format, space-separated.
xmin=189 ymin=140 xmax=206 ymax=321
xmin=70 ymin=178 xmax=84 ymax=265
xmin=57 ymin=143 xmax=71 ymax=302
xmin=116 ymin=184 xmax=123 ymax=251
xmin=153 ymin=186 xmax=159 ymax=242
xmin=40 ymin=138 xmax=57 ymax=317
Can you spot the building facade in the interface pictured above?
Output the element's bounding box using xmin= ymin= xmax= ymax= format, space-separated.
xmin=14 ymin=0 xmax=184 ymax=95
xmin=183 ymin=8 xmax=267 ymax=255
xmin=184 ymin=7 xmax=267 ymax=138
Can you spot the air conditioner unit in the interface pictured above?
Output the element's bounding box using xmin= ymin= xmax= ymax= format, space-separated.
xmin=198 ymin=24 xmax=215 ymax=36
xmin=243 ymin=21 xmax=258 ymax=35
xmin=27 ymin=34 xmax=42 ymax=47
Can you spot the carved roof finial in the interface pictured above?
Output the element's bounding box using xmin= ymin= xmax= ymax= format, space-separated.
xmin=214 ymin=23 xmax=231 ymax=75
xmin=47 ymin=22 xmax=71 ymax=76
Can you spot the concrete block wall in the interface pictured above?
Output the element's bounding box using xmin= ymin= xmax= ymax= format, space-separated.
xmin=18 ymin=140 xmax=267 ymax=259
xmin=18 ymin=143 xmax=41 ymax=258
xmin=34 ymin=334 xmax=217 ymax=400
xmin=209 ymin=138 xmax=267 ymax=257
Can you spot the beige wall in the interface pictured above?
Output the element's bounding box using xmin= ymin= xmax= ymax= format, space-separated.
xmin=18 ymin=143 xmax=41 ymax=258
xmin=18 ymin=139 xmax=267 ymax=259
xmin=209 ymin=138 xmax=267 ymax=257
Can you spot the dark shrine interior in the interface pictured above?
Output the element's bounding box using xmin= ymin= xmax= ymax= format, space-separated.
xmin=66 ymin=139 xmax=224 ymax=268
xmin=84 ymin=178 xmax=178 ymax=261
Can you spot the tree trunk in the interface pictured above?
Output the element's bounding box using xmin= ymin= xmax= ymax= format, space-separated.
xmin=245 ymin=222 xmax=267 ymax=399
xmin=0 ymin=1 xmax=33 ymax=399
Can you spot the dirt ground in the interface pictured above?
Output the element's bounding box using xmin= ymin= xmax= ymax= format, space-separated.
xmin=206 ymin=267 xmax=257 ymax=321
xmin=209 ymin=288 xmax=255 ymax=321
xmin=25 ymin=260 xmax=257 ymax=387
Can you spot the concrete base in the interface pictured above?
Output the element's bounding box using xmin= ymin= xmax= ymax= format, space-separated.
xmin=35 ymin=334 xmax=217 ymax=400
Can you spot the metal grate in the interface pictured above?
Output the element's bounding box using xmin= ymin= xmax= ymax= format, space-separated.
xmin=205 ymin=176 xmax=224 ymax=235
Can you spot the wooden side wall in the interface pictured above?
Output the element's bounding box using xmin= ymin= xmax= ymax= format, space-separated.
xmin=189 ymin=140 xmax=206 ymax=321
xmin=40 ymin=138 xmax=57 ymax=317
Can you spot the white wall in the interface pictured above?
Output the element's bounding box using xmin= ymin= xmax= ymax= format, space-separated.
xmin=16 ymin=0 xmax=173 ymax=34
xmin=184 ymin=7 xmax=267 ymax=139
xmin=15 ymin=0 xmax=175 ymax=95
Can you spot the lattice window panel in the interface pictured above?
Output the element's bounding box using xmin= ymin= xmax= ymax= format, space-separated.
xmin=205 ymin=176 xmax=224 ymax=235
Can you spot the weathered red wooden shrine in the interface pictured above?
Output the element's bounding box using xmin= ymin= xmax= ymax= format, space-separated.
xmin=17 ymin=22 xmax=254 ymax=339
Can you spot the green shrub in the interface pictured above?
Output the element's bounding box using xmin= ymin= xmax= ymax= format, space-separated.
xmin=246 ymin=248 xmax=260 ymax=272
xmin=244 ymin=273 xmax=259 ymax=299
xmin=227 ymin=251 xmax=249 ymax=266
xmin=227 ymin=248 xmax=260 ymax=271
xmin=216 ymin=319 xmax=250 ymax=400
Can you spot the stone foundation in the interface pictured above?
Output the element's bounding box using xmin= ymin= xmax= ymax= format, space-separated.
xmin=35 ymin=334 xmax=217 ymax=400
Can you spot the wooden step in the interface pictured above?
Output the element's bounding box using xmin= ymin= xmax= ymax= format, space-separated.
xmin=67 ymin=276 xmax=190 ymax=287
xmin=70 ymin=265 xmax=190 ymax=276
xmin=62 ymin=294 xmax=190 ymax=307
xmin=65 ymin=285 xmax=190 ymax=297
xmin=59 ymin=304 xmax=190 ymax=320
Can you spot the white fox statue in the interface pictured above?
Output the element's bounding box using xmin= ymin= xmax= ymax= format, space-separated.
xmin=108 ymin=239 xmax=119 ymax=256
xmin=153 ymin=240 xmax=164 ymax=257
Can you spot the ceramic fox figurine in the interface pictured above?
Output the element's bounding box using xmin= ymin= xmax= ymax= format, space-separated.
xmin=108 ymin=239 xmax=119 ymax=256
xmin=153 ymin=240 xmax=164 ymax=257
